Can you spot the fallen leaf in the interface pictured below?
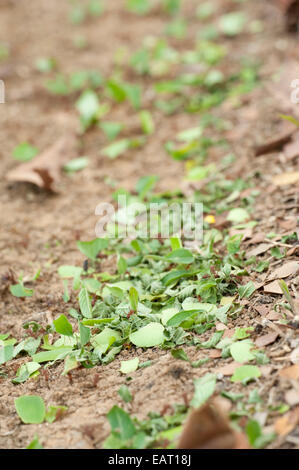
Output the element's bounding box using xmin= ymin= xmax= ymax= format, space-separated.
xmin=274 ymin=0 xmax=299 ymax=32
xmin=274 ymin=406 xmax=299 ymax=436
xmin=245 ymin=232 xmax=265 ymax=245
xmin=215 ymin=361 xmax=241 ymax=376
xmin=246 ymin=243 xmax=271 ymax=258
xmin=280 ymin=364 xmax=299 ymax=380
xmin=272 ymin=171 xmax=299 ymax=186
xmin=6 ymin=134 xmax=77 ymax=191
xmin=213 ymin=212 xmax=230 ymax=229
xmin=255 ymin=332 xmax=279 ymax=348
xmin=177 ymin=398 xmax=249 ymax=449
xmin=278 ymin=218 xmax=298 ymax=231
xmin=255 ymin=120 xmax=296 ymax=156
xmin=223 ymin=329 xmax=235 ymax=339
xmin=253 ymin=305 xmax=270 ymax=316
xmin=209 ymin=349 xmax=222 ymax=359
xmin=263 ymin=280 xmax=283 ymax=294
xmin=229 ymin=228 xmax=253 ymax=240
xmin=287 ymin=245 xmax=298 ymax=256
xmin=266 ymin=310 xmax=281 ymax=321
xmin=268 ymin=262 xmax=299 ymax=281
xmin=285 ymin=389 xmax=299 ymax=406
xmin=284 ymin=133 xmax=299 ymax=160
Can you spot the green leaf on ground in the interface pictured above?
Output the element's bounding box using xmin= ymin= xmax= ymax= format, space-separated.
xmin=129 ymin=323 xmax=165 ymax=348
xmin=120 ymin=358 xmax=139 ymax=374
xmin=15 ymin=395 xmax=46 ymax=424
xmin=231 ymin=365 xmax=261 ymax=383
xmin=191 ymin=373 xmax=216 ymax=408
xmin=77 ymin=238 xmax=108 ymax=260
xmin=12 ymin=142 xmax=38 ymax=162
xmin=53 ymin=315 xmax=73 ymax=337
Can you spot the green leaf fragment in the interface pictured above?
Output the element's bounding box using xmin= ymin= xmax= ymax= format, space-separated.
xmin=191 ymin=373 xmax=216 ymax=408
xmin=15 ymin=395 xmax=46 ymax=424
xmin=120 ymin=357 xmax=139 ymax=374
xmin=118 ymin=385 xmax=132 ymax=403
xmin=77 ymin=238 xmax=108 ymax=260
xmin=107 ymin=405 xmax=136 ymax=440
xmin=53 ymin=314 xmax=73 ymax=336
xmin=79 ymin=288 xmax=92 ymax=318
xmin=129 ymin=323 xmax=165 ymax=348
xmin=231 ymin=365 xmax=261 ymax=383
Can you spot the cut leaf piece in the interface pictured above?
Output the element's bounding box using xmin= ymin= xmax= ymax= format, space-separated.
xmin=32 ymin=348 xmax=73 ymax=363
xmin=12 ymin=142 xmax=38 ymax=162
xmin=15 ymin=395 xmax=46 ymax=424
xmin=79 ymin=288 xmax=92 ymax=318
xmin=10 ymin=284 xmax=33 ymax=298
xmin=166 ymin=309 xmax=200 ymax=327
xmin=165 ymin=248 xmax=194 ymax=265
xmin=191 ymin=373 xmax=217 ymax=408
xmin=129 ymin=323 xmax=165 ymax=348
xmin=120 ymin=358 xmax=139 ymax=374
xmin=230 ymin=340 xmax=255 ymax=363
xmin=227 ymin=208 xmax=249 ymax=224
xmin=106 ymin=405 xmax=136 ymax=441
xmin=53 ymin=315 xmax=73 ymax=336
xmin=231 ymin=365 xmax=261 ymax=383
xmin=77 ymin=238 xmax=108 ymax=260
xmin=0 ymin=345 xmax=14 ymax=365
xmin=12 ymin=362 xmax=41 ymax=384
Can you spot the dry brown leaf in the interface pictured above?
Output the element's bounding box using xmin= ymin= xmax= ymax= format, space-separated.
xmin=6 ymin=134 xmax=77 ymax=191
xmin=255 ymin=332 xmax=279 ymax=348
xmin=229 ymin=227 xmax=252 ymax=240
xmin=215 ymin=361 xmax=241 ymax=376
xmin=246 ymin=243 xmax=271 ymax=258
xmin=274 ymin=406 xmax=299 ymax=436
xmin=266 ymin=310 xmax=281 ymax=321
xmin=263 ymin=280 xmax=283 ymax=294
xmin=279 ymin=364 xmax=299 ymax=380
xmin=177 ymin=398 xmax=249 ymax=449
xmin=285 ymin=389 xmax=299 ymax=406
xmin=253 ymin=305 xmax=270 ymax=316
xmin=223 ymin=329 xmax=235 ymax=339
xmin=274 ymin=0 xmax=299 ymax=31
xmin=284 ymin=134 xmax=299 ymax=160
xmin=245 ymin=232 xmax=266 ymax=245
xmin=254 ymin=120 xmax=296 ymax=157
xmin=272 ymin=171 xmax=299 ymax=186
xmin=213 ymin=212 xmax=230 ymax=230
xmin=278 ymin=218 xmax=298 ymax=231
xmin=287 ymin=246 xmax=298 ymax=256
xmin=268 ymin=261 xmax=299 ymax=281
xmin=209 ymin=349 xmax=222 ymax=359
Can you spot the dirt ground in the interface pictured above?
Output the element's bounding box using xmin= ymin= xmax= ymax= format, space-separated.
xmin=0 ymin=0 xmax=298 ymax=449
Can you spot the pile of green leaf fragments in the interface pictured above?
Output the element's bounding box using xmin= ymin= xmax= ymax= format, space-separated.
xmin=1 ymin=0 xmax=299 ymax=450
